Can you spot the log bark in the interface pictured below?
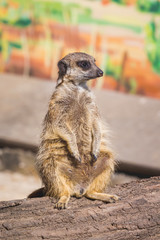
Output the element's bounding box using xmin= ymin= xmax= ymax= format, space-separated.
xmin=0 ymin=177 xmax=160 ymax=240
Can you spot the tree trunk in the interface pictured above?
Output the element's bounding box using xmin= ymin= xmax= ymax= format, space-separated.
xmin=0 ymin=177 xmax=160 ymax=240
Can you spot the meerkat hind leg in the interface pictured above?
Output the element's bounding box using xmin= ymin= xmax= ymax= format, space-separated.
xmin=85 ymin=163 xmax=119 ymax=203
xmin=55 ymin=194 xmax=70 ymax=210
xmin=85 ymin=192 xmax=119 ymax=203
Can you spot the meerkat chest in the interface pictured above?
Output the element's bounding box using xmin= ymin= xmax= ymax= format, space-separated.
xmin=73 ymin=88 xmax=96 ymax=119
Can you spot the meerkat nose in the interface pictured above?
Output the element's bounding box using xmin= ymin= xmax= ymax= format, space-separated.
xmin=97 ymin=69 xmax=103 ymax=77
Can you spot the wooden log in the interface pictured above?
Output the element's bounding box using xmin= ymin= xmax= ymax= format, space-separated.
xmin=0 ymin=177 xmax=160 ymax=240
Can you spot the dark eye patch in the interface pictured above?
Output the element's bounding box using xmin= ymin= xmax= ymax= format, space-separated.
xmin=76 ymin=60 xmax=91 ymax=70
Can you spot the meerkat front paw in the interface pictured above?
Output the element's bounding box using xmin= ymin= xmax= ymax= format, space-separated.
xmin=55 ymin=201 xmax=68 ymax=210
xmin=91 ymin=152 xmax=99 ymax=162
xmin=92 ymin=153 xmax=97 ymax=162
xmin=55 ymin=195 xmax=70 ymax=210
xmin=75 ymin=156 xmax=82 ymax=163
xmin=71 ymin=153 xmax=82 ymax=163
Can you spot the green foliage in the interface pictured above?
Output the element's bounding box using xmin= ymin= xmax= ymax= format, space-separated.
xmin=105 ymin=56 xmax=137 ymax=93
xmin=0 ymin=32 xmax=2 ymax=52
xmin=15 ymin=17 xmax=32 ymax=27
xmin=136 ymin=1 xmax=160 ymax=74
xmin=0 ymin=0 xmax=33 ymax=27
xmin=111 ymin=0 xmax=126 ymax=5
xmin=105 ymin=57 xmax=122 ymax=80
xmin=126 ymin=78 xmax=137 ymax=94
xmin=0 ymin=0 xmax=92 ymax=26
xmin=137 ymin=0 xmax=160 ymax=13
xmin=145 ymin=20 xmax=160 ymax=74
xmin=0 ymin=0 xmax=142 ymax=33
xmin=0 ymin=0 xmax=8 ymax=7
xmin=9 ymin=42 xmax=22 ymax=49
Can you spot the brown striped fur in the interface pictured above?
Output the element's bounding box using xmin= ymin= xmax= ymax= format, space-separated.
xmin=29 ymin=52 xmax=119 ymax=209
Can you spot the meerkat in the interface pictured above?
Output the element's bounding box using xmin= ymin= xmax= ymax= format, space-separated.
xmin=28 ymin=52 xmax=119 ymax=209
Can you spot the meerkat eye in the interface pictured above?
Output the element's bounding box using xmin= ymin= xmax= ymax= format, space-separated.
xmin=76 ymin=60 xmax=91 ymax=70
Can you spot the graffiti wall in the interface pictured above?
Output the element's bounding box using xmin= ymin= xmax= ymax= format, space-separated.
xmin=0 ymin=0 xmax=160 ymax=98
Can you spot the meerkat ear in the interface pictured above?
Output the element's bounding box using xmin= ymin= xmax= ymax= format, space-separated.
xmin=58 ymin=60 xmax=67 ymax=78
xmin=57 ymin=60 xmax=68 ymax=86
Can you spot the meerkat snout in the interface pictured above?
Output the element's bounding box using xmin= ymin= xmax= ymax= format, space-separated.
xmin=97 ymin=68 xmax=103 ymax=77
xmin=57 ymin=52 xmax=103 ymax=86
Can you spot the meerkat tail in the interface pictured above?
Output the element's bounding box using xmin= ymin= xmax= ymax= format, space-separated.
xmin=28 ymin=187 xmax=45 ymax=198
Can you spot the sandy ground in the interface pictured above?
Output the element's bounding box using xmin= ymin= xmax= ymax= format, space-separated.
xmin=0 ymin=171 xmax=41 ymax=201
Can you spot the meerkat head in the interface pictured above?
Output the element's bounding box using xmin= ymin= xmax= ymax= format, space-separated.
xmin=57 ymin=52 xmax=103 ymax=86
